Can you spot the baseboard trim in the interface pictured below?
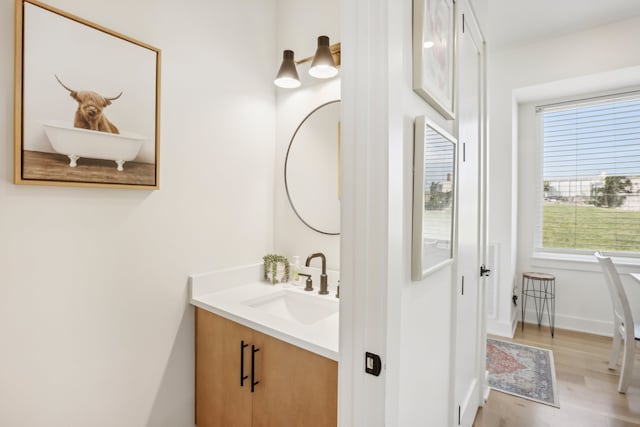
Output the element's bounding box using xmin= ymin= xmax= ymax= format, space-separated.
xmin=487 ymin=310 xmax=613 ymax=338
xmin=482 ymin=370 xmax=490 ymax=403
xmin=521 ymin=309 xmax=613 ymax=337
xmin=487 ymin=318 xmax=515 ymax=337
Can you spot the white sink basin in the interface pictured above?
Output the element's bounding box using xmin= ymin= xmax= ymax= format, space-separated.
xmin=243 ymin=289 xmax=338 ymax=325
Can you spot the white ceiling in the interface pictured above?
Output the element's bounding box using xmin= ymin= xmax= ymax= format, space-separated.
xmin=487 ymin=0 xmax=640 ymax=50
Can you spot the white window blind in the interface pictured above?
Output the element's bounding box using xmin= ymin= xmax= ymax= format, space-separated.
xmin=537 ymin=91 xmax=640 ymax=255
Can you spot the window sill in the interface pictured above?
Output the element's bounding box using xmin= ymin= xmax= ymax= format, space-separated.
xmin=532 ymin=251 xmax=640 ymax=273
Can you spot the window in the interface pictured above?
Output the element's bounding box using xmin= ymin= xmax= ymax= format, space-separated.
xmin=538 ymin=92 xmax=640 ymax=255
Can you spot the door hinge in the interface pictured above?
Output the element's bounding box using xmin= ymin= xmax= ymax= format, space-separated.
xmin=461 ymin=276 xmax=465 ymax=295
xmin=462 ymin=14 xmax=465 ymax=33
xmin=480 ymin=265 xmax=491 ymax=277
xmin=462 ymin=142 xmax=466 ymax=162
xmin=458 ymin=404 xmax=461 ymax=425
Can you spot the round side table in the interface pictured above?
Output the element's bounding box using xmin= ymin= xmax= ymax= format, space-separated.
xmin=521 ymin=272 xmax=556 ymax=337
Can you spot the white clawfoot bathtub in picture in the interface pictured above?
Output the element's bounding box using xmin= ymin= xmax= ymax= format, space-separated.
xmin=41 ymin=120 xmax=146 ymax=171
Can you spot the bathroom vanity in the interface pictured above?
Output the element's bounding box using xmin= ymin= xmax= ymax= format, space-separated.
xmin=190 ymin=264 xmax=339 ymax=427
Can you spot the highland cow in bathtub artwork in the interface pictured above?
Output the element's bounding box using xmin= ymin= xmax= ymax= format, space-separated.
xmin=55 ymin=75 xmax=122 ymax=134
xmin=14 ymin=0 xmax=161 ymax=189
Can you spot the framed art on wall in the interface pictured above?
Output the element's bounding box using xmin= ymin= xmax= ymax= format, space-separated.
xmin=411 ymin=116 xmax=457 ymax=280
xmin=14 ymin=0 xmax=161 ymax=189
xmin=412 ymin=0 xmax=455 ymax=120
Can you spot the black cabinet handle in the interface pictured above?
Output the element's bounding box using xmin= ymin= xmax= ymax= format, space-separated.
xmin=240 ymin=340 xmax=249 ymax=387
xmin=251 ymin=345 xmax=260 ymax=393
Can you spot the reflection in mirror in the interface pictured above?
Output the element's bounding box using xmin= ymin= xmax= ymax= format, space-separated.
xmin=412 ymin=117 xmax=456 ymax=280
xmin=285 ymin=100 xmax=341 ymax=235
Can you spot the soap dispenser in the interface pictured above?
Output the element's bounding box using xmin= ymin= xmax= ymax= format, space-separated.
xmin=291 ymin=256 xmax=300 ymax=285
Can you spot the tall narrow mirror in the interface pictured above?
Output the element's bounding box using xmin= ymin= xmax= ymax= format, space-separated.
xmin=412 ymin=116 xmax=457 ymax=280
xmin=285 ymin=100 xmax=341 ymax=235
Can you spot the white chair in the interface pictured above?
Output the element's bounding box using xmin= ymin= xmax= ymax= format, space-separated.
xmin=594 ymin=251 xmax=640 ymax=393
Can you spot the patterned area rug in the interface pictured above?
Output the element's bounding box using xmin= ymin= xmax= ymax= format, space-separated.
xmin=487 ymin=339 xmax=559 ymax=407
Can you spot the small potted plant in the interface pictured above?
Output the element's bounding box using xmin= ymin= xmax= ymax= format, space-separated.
xmin=263 ymin=254 xmax=290 ymax=284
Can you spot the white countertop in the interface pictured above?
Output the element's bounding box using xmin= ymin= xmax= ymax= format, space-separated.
xmin=189 ymin=264 xmax=339 ymax=361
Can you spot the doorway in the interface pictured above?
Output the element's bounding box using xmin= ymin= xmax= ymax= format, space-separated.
xmin=453 ymin=1 xmax=488 ymax=426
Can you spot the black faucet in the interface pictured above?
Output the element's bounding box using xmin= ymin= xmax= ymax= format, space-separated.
xmin=305 ymin=253 xmax=329 ymax=295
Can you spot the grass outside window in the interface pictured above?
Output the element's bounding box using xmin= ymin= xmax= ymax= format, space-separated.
xmin=543 ymin=203 xmax=640 ymax=252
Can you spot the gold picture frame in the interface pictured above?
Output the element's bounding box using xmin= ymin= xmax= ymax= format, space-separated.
xmin=14 ymin=0 xmax=161 ymax=189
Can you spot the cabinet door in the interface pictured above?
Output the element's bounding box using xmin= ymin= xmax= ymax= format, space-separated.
xmin=252 ymin=330 xmax=338 ymax=427
xmin=196 ymin=308 xmax=253 ymax=427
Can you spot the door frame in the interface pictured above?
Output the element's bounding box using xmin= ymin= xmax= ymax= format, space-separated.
xmin=450 ymin=1 xmax=489 ymax=425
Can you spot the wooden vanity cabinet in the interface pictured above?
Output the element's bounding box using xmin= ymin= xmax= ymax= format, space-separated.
xmin=195 ymin=308 xmax=338 ymax=427
xmin=196 ymin=308 xmax=253 ymax=427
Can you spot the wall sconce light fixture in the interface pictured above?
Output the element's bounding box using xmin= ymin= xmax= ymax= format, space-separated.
xmin=274 ymin=50 xmax=301 ymax=89
xmin=309 ymin=35 xmax=338 ymax=79
xmin=275 ymin=35 xmax=341 ymax=89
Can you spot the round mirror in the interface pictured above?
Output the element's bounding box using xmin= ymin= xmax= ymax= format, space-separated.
xmin=285 ymin=100 xmax=341 ymax=235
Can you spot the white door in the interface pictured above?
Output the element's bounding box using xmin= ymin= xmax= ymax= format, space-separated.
xmin=453 ymin=2 xmax=486 ymax=426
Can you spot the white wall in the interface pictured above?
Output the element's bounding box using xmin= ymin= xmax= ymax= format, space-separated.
xmin=394 ymin=1 xmax=488 ymax=424
xmin=341 ymin=0 xmax=487 ymax=425
xmin=0 ymin=0 xmax=276 ymax=426
xmin=274 ymin=76 xmax=340 ymax=271
xmin=273 ymin=0 xmax=340 ymax=272
xmin=274 ymin=79 xmax=341 ymax=271
xmin=488 ymin=15 xmax=640 ymax=336
xmin=392 ymin=0 xmax=457 ymax=419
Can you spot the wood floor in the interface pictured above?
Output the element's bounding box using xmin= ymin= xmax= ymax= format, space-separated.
xmin=473 ymin=323 xmax=640 ymax=427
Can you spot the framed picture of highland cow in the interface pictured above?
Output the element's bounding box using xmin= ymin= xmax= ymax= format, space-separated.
xmin=14 ymin=0 xmax=161 ymax=189
xmin=412 ymin=0 xmax=455 ymax=120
